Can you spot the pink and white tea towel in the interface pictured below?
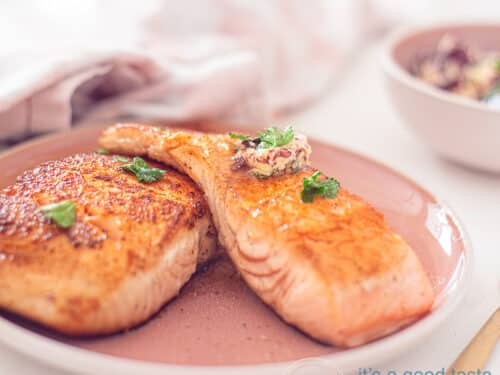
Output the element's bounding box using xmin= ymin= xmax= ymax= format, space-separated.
xmin=0 ymin=0 xmax=399 ymax=142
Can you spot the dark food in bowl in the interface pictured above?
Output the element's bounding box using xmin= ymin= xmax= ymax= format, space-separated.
xmin=411 ymin=34 xmax=500 ymax=107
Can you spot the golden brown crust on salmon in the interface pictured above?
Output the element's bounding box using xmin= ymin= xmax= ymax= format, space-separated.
xmin=0 ymin=153 xmax=217 ymax=335
xmin=99 ymin=124 xmax=434 ymax=347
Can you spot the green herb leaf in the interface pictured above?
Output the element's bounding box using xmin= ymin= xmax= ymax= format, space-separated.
xmin=95 ymin=148 xmax=110 ymax=155
xmin=121 ymin=156 xmax=166 ymax=183
xmin=40 ymin=201 xmax=76 ymax=228
xmin=114 ymin=155 xmax=130 ymax=162
xmin=228 ymin=132 xmax=251 ymax=140
xmin=229 ymin=126 xmax=295 ymax=149
xmin=257 ymin=126 xmax=294 ymax=149
xmin=496 ymin=60 xmax=500 ymax=74
xmin=301 ymin=171 xmax=340 ymax=203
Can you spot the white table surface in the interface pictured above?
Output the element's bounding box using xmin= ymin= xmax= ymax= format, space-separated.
xmin=0 ymin=42 xmax=498 ymax=374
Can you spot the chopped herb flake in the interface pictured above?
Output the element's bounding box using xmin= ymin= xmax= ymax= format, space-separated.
xmin=114 ymin=155 xmax=130 ymax=162
xmin=40 ymin=201 xmax=76 ymax=228
xmin=228 ymin=132 xmax=251 ymax=140
xmin=121 ymin=156 xmax=166 ymax=183
xmin=301 ymin=171 xmax=340 ymax=203
xmin=95 ymin=148 xmax=110 ymax=155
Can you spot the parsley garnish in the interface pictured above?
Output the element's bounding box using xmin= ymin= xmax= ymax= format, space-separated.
xmin=40 ymin=201 xmax=76 ymax=228
xmin=257 ymin=126 xmax=294 ymax=149
xmin=95 ymin=148 xmax=110 ymax=155
xmin=496 ymin=60 xmax=500 ymax=74
xmin=228 ymin=132 xmax=251 ymax=140
xmin=228 ymin=126 xmax=295 ymax=149
xmin=114 ymin=155 xmax=130 ymax=162
xmin=301 ymin=171 xmax=340 ymax=203
xmin=121 ymin=156 xmax=166 ymax=183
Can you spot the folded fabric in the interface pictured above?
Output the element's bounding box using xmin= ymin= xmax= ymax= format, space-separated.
xmin=0 ymin=0 xmax=386 ymax=142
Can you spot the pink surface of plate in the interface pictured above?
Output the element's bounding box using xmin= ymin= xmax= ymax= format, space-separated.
xmin=0 ymin=123 xmax=466 ymax=367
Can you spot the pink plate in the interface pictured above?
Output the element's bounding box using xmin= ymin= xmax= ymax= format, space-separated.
xmin=0 ymin=124 xmax=472 ymax=375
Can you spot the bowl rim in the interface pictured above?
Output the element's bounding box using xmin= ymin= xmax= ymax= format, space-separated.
xmin=0 ymin=124 xmax=474 ymax=375
xmin=379 ymin=21 xmax=500 ymax=115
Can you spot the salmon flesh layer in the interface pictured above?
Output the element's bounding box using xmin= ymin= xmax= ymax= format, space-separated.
xmin=0 ymin=153 xmax=217 ymax=335
xmin=99 ymin=124 xmax=434 ymax=347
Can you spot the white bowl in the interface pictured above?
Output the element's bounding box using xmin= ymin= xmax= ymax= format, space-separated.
xmin=381 ymin=22 xmax=500 ymax=173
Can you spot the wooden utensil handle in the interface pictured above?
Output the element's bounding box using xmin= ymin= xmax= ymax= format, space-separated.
xmin=446 ymin=308 xmax=500 ymax=374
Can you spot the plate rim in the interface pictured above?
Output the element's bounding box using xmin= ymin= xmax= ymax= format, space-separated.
xmin=0 ymin=124 xmax=474 ymax=375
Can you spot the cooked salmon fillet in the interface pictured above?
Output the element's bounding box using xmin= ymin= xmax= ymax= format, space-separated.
xmin=99 ymin=124 xmax=434 ymax=347
xmin=0 ymin=153 xmax=217 ymax=335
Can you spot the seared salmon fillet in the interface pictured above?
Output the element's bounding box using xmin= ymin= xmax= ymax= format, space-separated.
xmin=100 ymin=124 xmax=434 ymax=347
xmin=0 ymin=153 xmax=217 ymax=335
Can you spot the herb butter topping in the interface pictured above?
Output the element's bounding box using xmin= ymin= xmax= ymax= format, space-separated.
xmin=229 ymin=126 xmax=311 ymax=178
